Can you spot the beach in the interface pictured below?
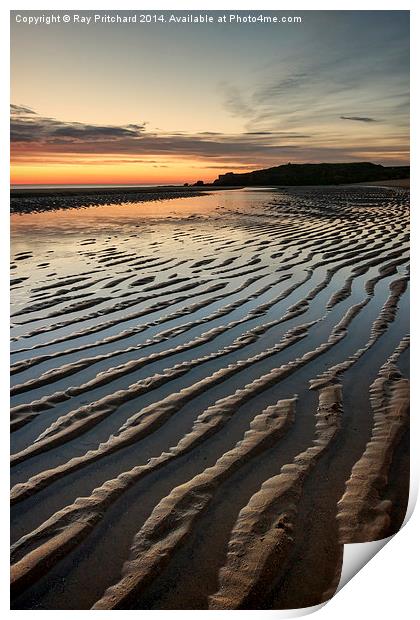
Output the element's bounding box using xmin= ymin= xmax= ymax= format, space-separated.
xmin=10 ymin=185 xmax=409 ymax=610
xmin=10 ymin=185 xmax=236 ymax=214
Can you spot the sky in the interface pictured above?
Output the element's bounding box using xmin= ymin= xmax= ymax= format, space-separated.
xmin=10 ymin=10 xmax=409 ymax=185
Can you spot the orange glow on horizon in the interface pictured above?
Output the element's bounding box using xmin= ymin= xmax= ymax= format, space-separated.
xmin=10 ymin=133 xmax=409 ymax=186
xmin=10 ymin=161 xmax=221 ymax=186
xmin=11 ymin=152 xmax=409 ymax=186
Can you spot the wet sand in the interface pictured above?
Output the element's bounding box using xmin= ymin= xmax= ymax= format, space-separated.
xmin=354 ymin=178 xmax=410 ymax=188
xmin=10 ymin=186 xmax=409 ymax=610
xmin=10 ymin=185 xmax=237 ymax=214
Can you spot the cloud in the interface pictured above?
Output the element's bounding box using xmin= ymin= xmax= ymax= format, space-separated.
xmin=340 ymin=116 xmax=380 ymax=123
xmin=10 ymin=105 xmax=311 ymax=164
xmin=217 ymin=50 xmax=406 ymax=135
xmin=199 ymin=164 xmax=259 ymax=170
xmin=10 ymin=105 xmax=408 ymax=168
xmin=220 ymin=83 xmax=254 ymax=118
xmin=10 ymin=106 xmax=147 ymax=143
xmin=51 ymin=124 xmax=146 ymax=139
xmin=253 ymin=73 xmax=308 ymax=104
xmin=221 ymin=73 xmax=309 ymax=126
xmin=10 ymin=104 xmax=37 ymax=115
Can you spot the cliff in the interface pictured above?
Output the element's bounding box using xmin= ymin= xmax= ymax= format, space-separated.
xmin=213 ymin=162 xmax=409 ymax=186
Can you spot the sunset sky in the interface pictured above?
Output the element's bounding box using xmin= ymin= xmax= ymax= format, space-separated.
xmin=11 ymin=10 xmax=409 ymax=185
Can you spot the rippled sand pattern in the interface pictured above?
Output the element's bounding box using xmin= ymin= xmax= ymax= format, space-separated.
xmin=10 ymin=187 xmax=409 ymax=610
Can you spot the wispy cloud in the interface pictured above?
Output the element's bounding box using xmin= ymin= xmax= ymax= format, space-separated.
xmin=10 ymin=105 xmax=311 ymax=164
xmin=253 ymin=73 xmax=308 ymax=105
xmin=10 ymin=104 xmax=408 ymax=168
xmin=340 ymin=116 xmax=379 ymax=123
xmin=220 ymin=83 xmax=254 ymax=118
xmin=10 ymin=104 xmax=37 ymax=115
xmin=217 ymin=40 xmax=408 ymax=136
xmin=10 ymin=104 xmax=147 ymax=143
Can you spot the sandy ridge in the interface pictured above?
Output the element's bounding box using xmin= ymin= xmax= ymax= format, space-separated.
xmin=208 ymin=384 xmax=342 ymax=609
xmin=91 ymin=397 xmax=297 ymax=609
xmin=336 ymin=336 xmax=409 ymax=542
xmin=11 ymin=398 xmax=297 ymax=598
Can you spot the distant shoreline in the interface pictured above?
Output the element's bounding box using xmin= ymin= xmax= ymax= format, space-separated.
xmin=10 ymin=185 xmax=236 ymax=198
xmin=10 ymin=185 xmax=242 ymax=215
xmin=10 ymin=177 xmax=410 ymax=198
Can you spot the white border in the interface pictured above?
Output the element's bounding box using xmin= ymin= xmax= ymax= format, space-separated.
xmin=2 ymin=2 xmax=417 ymax=619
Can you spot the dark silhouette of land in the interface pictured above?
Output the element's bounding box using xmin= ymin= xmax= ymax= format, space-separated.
xmin=213 ymin=162 xmax=409 ymax=186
